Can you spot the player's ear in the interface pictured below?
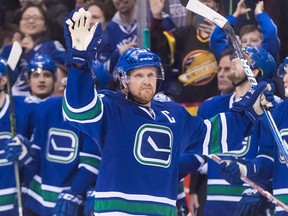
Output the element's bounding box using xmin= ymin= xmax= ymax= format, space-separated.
xmin=122 ymin=81 xmax=128 ymax=91
xmin=120 ymin=76 xmax=128 ymax=93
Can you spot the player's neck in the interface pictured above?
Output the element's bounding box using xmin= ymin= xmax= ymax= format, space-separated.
xmin=137 ymin=101 xmax=151 ymax=108
xmin=234 ymin=81 xmax=251 ymax=99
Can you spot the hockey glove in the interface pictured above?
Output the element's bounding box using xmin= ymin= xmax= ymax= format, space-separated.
xmin=64 ymin=8 xmax=102 ymax=66
xmin=220 ymin=160 xmax=247 ymax=185
xmin=231 ymin=81 xmax=273 ymax=123
xmin=234 ymin=188 xmax=274 ymax=216
xmin=220 ymin=161 xmax=243 ymax=184
xmin=220 ymin=158 xmax=262 ymax=185
xmin=83 ymin=189 xmax=95 ymax=216
xmin=52 ymin=190 xmax=84 ymax=216
xmin=4 ymin=134 xmax=32 ymax=168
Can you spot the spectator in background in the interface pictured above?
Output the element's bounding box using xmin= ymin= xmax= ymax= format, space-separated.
xmin=221 ymin=0 xmax=258 ymax=33
xmin=265 ymin=0 xmax=288 ymax=63
xmin=0 ymin=2 xmax=65 ymax=96
xmin=163 ymin=0 xmax=188 ymax=28
xmin=97 ymin=0 xmax=137 ymax=75
xmin=210 ymin=0 xmax=280 ymax=64
xmin=150 ymin=0 xmax=223 ymax=114
xmin=44 ymin=0 xmax=70 ymax=48
xmin=215 ymin=48 xmax=235 ymax=95
xmin=101 ymin=0 xmax=117 ymax=22
xmin=87 ymin=0 xmax=110 ymax=31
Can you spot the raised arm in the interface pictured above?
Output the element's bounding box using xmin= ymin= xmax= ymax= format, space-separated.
xmin=62 ymin=8 xmax=103 ymax=124
xmin=255 ymin=1 xmax=280 ymax=62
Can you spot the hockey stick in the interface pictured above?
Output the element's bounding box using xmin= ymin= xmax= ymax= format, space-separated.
xmin=6 ymin=41 xmax=23 ymax=216
xmin=209 ymin=154 xmax=288 ymax=212
xmin=179 ymin=0 xmax=288 ymax=165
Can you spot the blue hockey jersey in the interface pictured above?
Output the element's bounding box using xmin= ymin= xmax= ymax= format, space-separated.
xmin=62 ymin=66 xmax=255 ymax=215
xmin=258 ymin=100 xmax=288 ymax=215
xmin=0 ymin=95 xmax=36 ymax=214
xmin=24 ymin=97 xmax=101 ymax=216
xmin=198 ymin=94 xmax=260 ymax=216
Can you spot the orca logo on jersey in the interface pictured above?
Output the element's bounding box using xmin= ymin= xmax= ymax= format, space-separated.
xmin=133 ymin=124 xmax=173 ymax=168
xmin=0 ymin=132 xmax=13 ymax=165
xmin=46 ymin=128 xmax=78 ymax=163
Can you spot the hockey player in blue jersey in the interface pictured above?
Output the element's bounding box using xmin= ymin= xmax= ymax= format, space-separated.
xmin=3 ymin=54 xmax=64 ymax=215
xmin=220 ymin=58 xmax=288 ymax=216
xmin=26 ymin=54 xmax=57 ymax=101
xmin=62 ymin=8 xmax=274 ymax=215
xmin=4 ymin=60 xmax=102 ymax=215
xmin=4 ymin=55 xmax=102 ymax=216
xmin=0 ymin=57 xmax=38 ymax=215
xmin=197 ymin=46 xmax=278 ymax=216
xmin=14 ymin=96 xmax=101 ymax=216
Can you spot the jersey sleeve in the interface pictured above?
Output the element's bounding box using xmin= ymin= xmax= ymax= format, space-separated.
xmin=62 ymin=65 xmax=105 ymax=148
xmin=257 ymin=12 xmax=280 ymax=62
xmin=182 ymin=108 xmax=253 ymax=156
xmin=70 ymin=134 xmax=101 ymax=195
xmin=209 ymin=15 xmax=237 ymax=61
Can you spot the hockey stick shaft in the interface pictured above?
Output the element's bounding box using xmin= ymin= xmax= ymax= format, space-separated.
xmin=180 ymin=0 xmax=288 ymax=165
xmin=209 ymin=154 xmax=288 ymax=212
xmin=6 ymin=41 xmax=23 ymax=216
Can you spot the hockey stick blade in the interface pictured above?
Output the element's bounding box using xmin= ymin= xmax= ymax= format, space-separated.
xmin=180 ymin=0 xmax=227 ymax=28
xmin=7 ymin=41 xmax=22 ymax=71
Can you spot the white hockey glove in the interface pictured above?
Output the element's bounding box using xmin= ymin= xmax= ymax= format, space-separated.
xmin=64 ymin=8 xmax=102 ymax=66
